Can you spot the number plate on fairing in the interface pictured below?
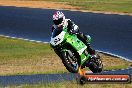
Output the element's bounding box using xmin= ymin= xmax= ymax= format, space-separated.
xmin=50 ymin=31 xmax=66 ymax=46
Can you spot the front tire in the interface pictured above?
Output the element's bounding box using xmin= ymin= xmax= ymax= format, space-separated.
xmin=61 ymin=50 xmax=79 ymax=73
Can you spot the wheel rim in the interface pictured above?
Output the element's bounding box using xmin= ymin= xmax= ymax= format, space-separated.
xmin=67 ymin=53 xmax=78 ymax=71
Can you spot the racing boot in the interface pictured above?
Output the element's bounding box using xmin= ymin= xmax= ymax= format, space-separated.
xmin=86 ymin=42 xmax=95 ymax=55
xmin=77 ymin=32 xmax=95 ymax=55
xmin=81 ymin=34 xmax=95 ymax=55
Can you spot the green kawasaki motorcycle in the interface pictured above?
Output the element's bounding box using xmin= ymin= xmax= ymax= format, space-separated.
xmin=50 ymin=26 xmax=103 ymax=73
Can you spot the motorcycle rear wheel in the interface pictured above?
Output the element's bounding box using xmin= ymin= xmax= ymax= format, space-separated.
xmin=89 ymin=54 xmax=103 ymax=73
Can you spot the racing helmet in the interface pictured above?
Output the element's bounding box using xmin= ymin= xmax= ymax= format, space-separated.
xmin=53 ymin=11 xmax=65 ymax=26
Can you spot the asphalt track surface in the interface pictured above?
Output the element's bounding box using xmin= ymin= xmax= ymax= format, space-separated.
xmin=0 ymin=68 xmax=132 ymax=86
xmin=0 ymin=6 xmax=132 ymax=60
xmin=0 ymin=6 xmax=132 ymax=86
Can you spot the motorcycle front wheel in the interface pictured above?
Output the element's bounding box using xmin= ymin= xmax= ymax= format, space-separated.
xmin=61 ymin=50 xmax=79 ymax=73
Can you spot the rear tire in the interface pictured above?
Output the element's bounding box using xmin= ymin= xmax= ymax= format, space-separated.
xmin=61 ymin=50 xmax=79 ymax=73
xmin=89 ymin=54 xmax=103 ymax=73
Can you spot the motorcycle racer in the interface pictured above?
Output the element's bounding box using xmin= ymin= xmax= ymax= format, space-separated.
xmin=52 ymin=11 xmax=95 ymax=55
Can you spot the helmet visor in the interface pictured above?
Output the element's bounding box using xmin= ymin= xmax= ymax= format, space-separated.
xmin=53 ymin=18 xmax=63 ymax=25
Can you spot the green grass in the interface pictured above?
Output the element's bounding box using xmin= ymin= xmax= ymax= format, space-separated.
xmin=39 ymin=0 xmax=132 ymax=13
xmin=0 ymin=36 xmax=68 ymax=75
xmin=0 ymin=36 xmax=131 ymax=76
xmin=0 ymin=36 xmax=132 ymax=87
xmin=8 ymin=81 xmax=132 ymax=88
xmin=0 ymin=37 xmax=51 ymax=58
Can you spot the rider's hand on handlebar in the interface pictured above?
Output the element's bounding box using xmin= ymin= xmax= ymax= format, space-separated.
xmin=69 ymin=29 xmax=78 ymax=35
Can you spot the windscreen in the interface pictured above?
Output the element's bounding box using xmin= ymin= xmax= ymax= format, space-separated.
xmin=52 ymin=28 xmax=63 ymax=38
